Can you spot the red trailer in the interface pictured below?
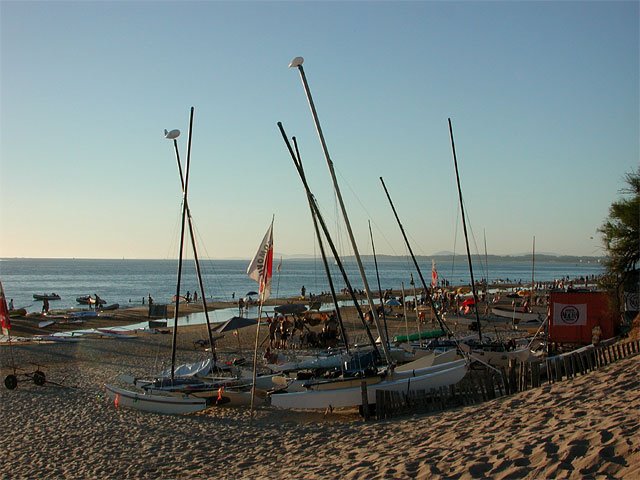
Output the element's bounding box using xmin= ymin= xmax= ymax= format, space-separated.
xmin=548 ymin=291 xmax=618 ymax=345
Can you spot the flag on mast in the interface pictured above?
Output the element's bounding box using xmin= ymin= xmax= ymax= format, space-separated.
xmin=431 ymin=260 xmax=438 ymax=288
xmin=247 ymin=220 xmax=274 ymax=302
xmin=0 ymin=281 xmax=11 ymax=336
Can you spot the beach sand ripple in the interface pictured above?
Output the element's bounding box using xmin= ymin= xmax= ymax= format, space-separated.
xmin=1 ymin=334 xmax=638 ymax=479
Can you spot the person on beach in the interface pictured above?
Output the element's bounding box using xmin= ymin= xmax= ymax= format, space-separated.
xmin=238 ymin=297 xmax=245 ymax=316
xmin=300 ymin=285 xmax=306 ymax=299
xmin=186 ymin=291 xmax=191 ymax=303
xmin=42 ymin=298 xmax=49 ymax=314
xmin=263 ymin=347 xmax=278 ymax=364
xmin=269 ymin=316 xmax=278 ymax=348
xmin=280 ymin=316 xmax=291 ymax=349
xmin=365 ymin=311 xmax=374 ymax=325
xmin=193 ymin=291 xmax=198 ymax=302
xmin=8 ymin=299 xmax=13 ymax=310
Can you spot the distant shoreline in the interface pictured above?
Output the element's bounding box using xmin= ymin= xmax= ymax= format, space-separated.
xmin=1 ymin=254 xmax=605 ymax=263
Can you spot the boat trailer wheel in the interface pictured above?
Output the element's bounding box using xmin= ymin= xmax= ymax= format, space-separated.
xmin=4 ymin=375 xmax=18 ymax=390
xmin=33 ymin=370 xmax=46 ymax=386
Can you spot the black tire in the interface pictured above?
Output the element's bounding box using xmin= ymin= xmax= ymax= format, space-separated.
xmin=4 ymin=375 xmax=18 ymax=390
xmin=33 ymin=370 xmax=46 ymax=386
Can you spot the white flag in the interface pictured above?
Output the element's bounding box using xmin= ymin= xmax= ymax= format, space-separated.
xmin=553 ymin=303 xmax=587 ymax=326
xmin=247 ymin=221 xmax=274 ymax=302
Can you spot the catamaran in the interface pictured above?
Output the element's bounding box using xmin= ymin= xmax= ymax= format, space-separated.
xmin=105 ymin=108 xmax=223 ymax=414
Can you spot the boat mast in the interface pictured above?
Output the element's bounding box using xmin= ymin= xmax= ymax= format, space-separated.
xmin=277 ymin=122 xmax=380 ymax=355
xmin=170 ymin=107 xmax=194 ymax=380
xmin=401 ymin=281 xmax=409 ymax=340
xmin=165 ymin=117 xmax=218 ymax=370
xmin=447 ymin=118 xmax=482 ymax=342
xmin=484 ymin=229 xmax=489 ymax=295
xmin=410 ymin=274 xmax=422 ymax=335
xmin=292 ymin=136 xmax=350 ymax=352
xmin=531 ymin=236 xmax=536 ymax=309
xmin=288 ymin=57 xmax=392 ymax=364
xmin=250 ymin=217 xmax=274 ymax=414
xmin=368 ymin=220 xmax=390 ymax=349
xmin=379 ymin=177 xmax=452 ymax=337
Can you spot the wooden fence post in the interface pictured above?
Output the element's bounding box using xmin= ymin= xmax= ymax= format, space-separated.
xmin=563 ymin=356 xmax=572 ymax=379
xmin=361 ymin=381 xmax=370 ymax=420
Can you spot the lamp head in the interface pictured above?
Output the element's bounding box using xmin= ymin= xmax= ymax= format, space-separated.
xmin=164 ymin=129 xmax=180 ymax=140
xmin=288 ymin=56 xmax=304 ymax=68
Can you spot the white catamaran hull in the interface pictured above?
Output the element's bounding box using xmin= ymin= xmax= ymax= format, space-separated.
xmin=269 ymin=360 xmax=468 ymax=410
xmin=104 ymin=384 xmax=209 ymax=415
xmin=491 ymin=307 xmax=541 ymax=323
xmin=468 ymin=346 xmax=532 ymax=367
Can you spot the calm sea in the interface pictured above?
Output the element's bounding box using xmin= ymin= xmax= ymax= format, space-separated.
xmin=0 ymin=257 xmax=604 ymax=312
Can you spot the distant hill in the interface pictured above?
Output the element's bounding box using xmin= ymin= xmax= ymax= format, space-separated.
xmin=275 ymin=253 xmax=604 ymax=264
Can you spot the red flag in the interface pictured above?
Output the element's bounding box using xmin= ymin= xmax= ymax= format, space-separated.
xmin=247 ymin=220 xmax=274 ymax=302
xmin=0 ymin=281 xmax=11 ymax=335
xmin=431 ymin=260 xmax=438 ymax=288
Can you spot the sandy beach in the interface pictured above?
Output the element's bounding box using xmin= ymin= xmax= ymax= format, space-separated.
xmin=1 ymin=306 xmax=638 ymax=480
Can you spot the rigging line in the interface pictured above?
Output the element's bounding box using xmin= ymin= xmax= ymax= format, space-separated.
xmin=191 ymin=215 xmax=228 ymax=298
xmin=314 ymin=199 xmax=346 ymax=291
xmin=450 ymin=198 xmax=460 ymax=280
xmin=187 ymin=216 xmax=226 ymax=299
xmin=334 ymin=165 xmax=411 ymax=259
xmin=460 ymin=197 xmax=484 ymax=279
xmin=164 ymin=202 xmax=184 ymax=261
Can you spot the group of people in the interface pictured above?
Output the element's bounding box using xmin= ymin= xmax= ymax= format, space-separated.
xmin=268 ymin=314 xmax=294 ymax=349
xmin=264 ymin=311 xmax=341 ymax=351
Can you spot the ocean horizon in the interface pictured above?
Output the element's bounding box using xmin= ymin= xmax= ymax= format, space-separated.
xmin=1 ymin=256 xmax=605 ymax=312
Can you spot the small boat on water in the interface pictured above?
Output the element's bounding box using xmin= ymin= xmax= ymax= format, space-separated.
xmin=77 ymin=295 xmax=106 ymax=305
xmin=33 ymin=293 xmax=60 ymax=301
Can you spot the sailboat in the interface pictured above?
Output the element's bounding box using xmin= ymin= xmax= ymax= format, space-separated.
xmin=105 ymin=108 xmax=218 ymax=414
xmin=267 ymin=58 xmax=469 ymax=410
xmin=447 ymin=119 xmax=532 ymax=367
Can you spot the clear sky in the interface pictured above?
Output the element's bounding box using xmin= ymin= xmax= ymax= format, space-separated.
xmin=0 ymin=1 xmax=637 ymax=260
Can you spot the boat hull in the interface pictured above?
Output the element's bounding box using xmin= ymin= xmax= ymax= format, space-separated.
xmin=491 ymin=307 xmax=541 ymax=322
xmin=33 ymin=294 xmax=60 ymax=301
xmin=269 ymin=360 xmax=468 ymax=410
xmin=468 ymin=346 xmax=532 ymax=367
xmin=104 ymin=384 xmax=209 ymax=414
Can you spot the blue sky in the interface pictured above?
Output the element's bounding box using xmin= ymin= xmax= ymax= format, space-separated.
xmin=0 ymin=1 xmax=637 ymax=260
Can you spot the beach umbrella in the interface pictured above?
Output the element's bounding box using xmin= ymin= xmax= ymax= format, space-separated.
xmin=274 ymin=303 xmax=307 ymax=315
xmin=385 ymin=299 xmax=402 ymax=306
xmin=212 ymin=316 xmax=257 ymax=333
xmin=246 ymin=291 xmax=259 ymax=297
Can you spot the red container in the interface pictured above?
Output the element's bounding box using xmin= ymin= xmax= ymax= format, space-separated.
xmin=548 ymin=291 xmax=617 ymax=345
